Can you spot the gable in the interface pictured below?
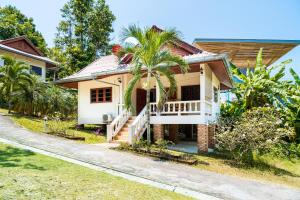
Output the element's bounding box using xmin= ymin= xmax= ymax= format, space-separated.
xmin=0 ymin=37 xmax=43 ymax=56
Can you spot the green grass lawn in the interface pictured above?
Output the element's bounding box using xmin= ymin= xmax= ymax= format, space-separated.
xmin=0 ymin=108 xmax=106 ymax=144
xmin=0 ymin=143 xmax=192 ymax=200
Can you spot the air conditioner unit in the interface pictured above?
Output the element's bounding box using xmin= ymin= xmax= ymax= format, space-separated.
xmin=103 ymin=114 xmax=113 ymax=123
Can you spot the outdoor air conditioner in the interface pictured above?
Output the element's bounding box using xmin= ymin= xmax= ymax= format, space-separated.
xmin=103 ymin=114 xmax=113 ymax=123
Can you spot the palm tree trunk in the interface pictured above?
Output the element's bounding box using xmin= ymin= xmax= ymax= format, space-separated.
xmin=146 ymin=71 xmax=151 ymax=145
xmin=8 ymin=85 xmax=12 ymax=114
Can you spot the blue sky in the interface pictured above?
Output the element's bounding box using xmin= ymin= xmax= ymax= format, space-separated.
xmin=1 ymin=0 xmax=300 ymax=79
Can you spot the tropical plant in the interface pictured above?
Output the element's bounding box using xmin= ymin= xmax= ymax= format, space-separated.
xmin=284 ymin=68 xmax=300 ymax=142
xmin=231 ymin=48 xmax=290 ymax=110
xmin=120 ymin=25 xmax=189 ymax=144
xmin=12 ymin=75 xmax=47 ymax=115
xmin=0 ymin=55 xmax=32 ymax=113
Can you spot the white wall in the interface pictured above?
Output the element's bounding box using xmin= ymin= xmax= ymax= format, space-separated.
xmin=78 ymin=74 xmax=124 ymax=124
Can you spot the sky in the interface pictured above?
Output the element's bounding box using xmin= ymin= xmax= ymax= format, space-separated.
xmin=1 ymin=0 xmax=300 ymax=80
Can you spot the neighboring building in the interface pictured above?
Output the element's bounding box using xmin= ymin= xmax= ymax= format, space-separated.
xmin=193 ymin=38 xmax=300 ymax=102
xmin=0 ymin=36 xmax=58 ymax=81
xmin=57 ymin=27 xmax=233 ymax=153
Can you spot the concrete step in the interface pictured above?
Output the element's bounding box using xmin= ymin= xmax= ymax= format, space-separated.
xmin=112 ymin=139 xmax=128 ymax=143
xmin=121 ymin=127 xmax=129 ymax=132
xmin=118 ymin=131 xmax=129 ymax=135
xmin=115 ymin=136 xmax=129 ymax=140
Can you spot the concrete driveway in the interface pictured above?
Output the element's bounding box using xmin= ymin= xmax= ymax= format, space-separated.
xmin=0 ymin=114 xmax=299 ymax=200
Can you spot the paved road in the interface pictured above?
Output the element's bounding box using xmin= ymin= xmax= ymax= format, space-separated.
xmin=0 ymin=114 xmax=299 ymax=200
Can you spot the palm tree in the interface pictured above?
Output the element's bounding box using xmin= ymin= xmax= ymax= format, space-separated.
xmin=0 ymin=55 xmax=32 ymax=113
xmin=120 ymin=25 xmax=188 ymax=144
xmin=231 ymin=48 xmax=290 ymax=109
xmin=13 ymin=75 xmax=47 ymax=115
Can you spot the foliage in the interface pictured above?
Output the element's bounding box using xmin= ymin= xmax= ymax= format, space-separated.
xmin=216 ymin=107 xmax=294 ymax=163
xmin=55 ymin=0 xmax=115 ymax=78
xmin=0 ymin=55 xmax=32 ymax=113
xmin=155 ymin=139 xmax=174 ymax=154
xmin=120 ymin=25 xmax=189 ymax=144
xmin=270 ymin=143 xmax=300 ymax=159
xmin=47 ymin=118 xmax=69 ymax=135
xmin=284 ymin=69 xmax=300 ymax=120
xmin=0 ymin=55 xmax=77 ymax=118
xmin=231 ymin=48 xmax=290 ymax=110
xmin=0 ymin=5 xmax=48 ymax=54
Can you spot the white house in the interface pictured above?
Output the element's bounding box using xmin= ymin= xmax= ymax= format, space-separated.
xmin=57 ymin=33 xmax=233 ymax=152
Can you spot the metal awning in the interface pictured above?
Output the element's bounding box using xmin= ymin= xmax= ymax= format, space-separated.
xmin=193 ymin=38 xmax=300 ymax=68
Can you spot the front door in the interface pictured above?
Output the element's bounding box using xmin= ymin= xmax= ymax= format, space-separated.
xmin=136 ymin=88 xmax=147 ymax=114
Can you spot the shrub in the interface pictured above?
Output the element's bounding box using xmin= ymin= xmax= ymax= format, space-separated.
xmin=155 ymin=139 xmax=173 ymax=154
xmin=47 ymin=119 xmax=69 ymax=135
xmin=216 ymin=107 xmax=294 ymax=164
xmin=132 ymin=139 xmax=152 ymax=152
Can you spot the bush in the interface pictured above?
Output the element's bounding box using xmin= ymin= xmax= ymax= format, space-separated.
xmin=47 ymin=119 xmax=69 ymax=135
xmin=216 ymin=107 xmax=295 ymax=164
xmin=154 ymin=139 xmax=174 ymax=154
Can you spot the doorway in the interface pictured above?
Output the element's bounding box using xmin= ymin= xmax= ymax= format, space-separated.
xmin=136 ymin=88 xmax=156 ymax=115
xmin=179 ymin=85 xmax=200 ymax=141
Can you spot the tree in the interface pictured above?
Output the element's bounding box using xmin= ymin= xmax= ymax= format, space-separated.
xmin=0 ymin=5 xmax=48 ymax=54
xmin=55 ymin=0 xmax=115 ymax=78
xmin=12 ymin=75 xmax=46 ymax=115
xmin=231 ymin=48 xmax=290 ymax=110
xmin=120 ymin=25 xmax=188 ymax=144
xmin=0 ymin=55 xmax=32 ymax=113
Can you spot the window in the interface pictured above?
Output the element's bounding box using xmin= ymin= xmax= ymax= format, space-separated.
xmin=0 ymin=58 xmax=4 ymax=67
xmin=90 ymin=88 xmax=112 ymax=103
xmin=30 ymin=66 xmax=42 ymax=76
xmin=213 ymin=87 xmax=219 ymax=103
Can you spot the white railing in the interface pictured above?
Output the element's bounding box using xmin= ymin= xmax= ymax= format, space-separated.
xmin=128 ymin=106 xmax=147 ymax=144
xmin=150 ymin=100 xmax=201 ymax=115
xmin=107 ymin=109 xmax=130 ymax=142
xmin=150 ymin=100 xmax=213 ymax=116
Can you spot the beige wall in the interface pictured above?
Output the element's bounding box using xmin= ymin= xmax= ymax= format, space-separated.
xmin=0 ymin=49 xmax=46 ymax=80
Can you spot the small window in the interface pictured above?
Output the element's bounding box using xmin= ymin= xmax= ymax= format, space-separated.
xmin=90 ymin=87 xmax=112 ymax=103
xmin=31 ymin=66 xmax=42 ymax=76
xmin=213 ymin=87 xmax=218 ymax=103
xmin=0 ymin=59 xmax=4 ymax=67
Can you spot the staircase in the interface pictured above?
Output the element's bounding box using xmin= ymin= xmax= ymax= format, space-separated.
xmin=107 ymin=106 xmax=147 ymax=144
xmin=113 ymin=116 xmax=136 ymax=143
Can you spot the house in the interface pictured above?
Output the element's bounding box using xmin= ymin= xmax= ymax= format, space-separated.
xmin=57 ymin=28 xmax=233 ymax=153
xmin=0 ymin=36 xmax=58 ymax=81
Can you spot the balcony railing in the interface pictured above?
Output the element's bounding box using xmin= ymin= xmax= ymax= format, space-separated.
xmin=150 ymin=100 xmax=212 ymax=116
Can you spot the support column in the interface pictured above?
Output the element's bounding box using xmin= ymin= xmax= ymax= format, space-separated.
xmin=208 ymin=125 xmax=215 ymax=148
xmin=197 ymin=124 xmax=208 ymax=152
xmin=200 ymin=64 xmax=206 ymax=123
xmin=153 ymin=124 xmax=164 ymax=141
xmin=169 ymin=124 xmax=179 ymax=144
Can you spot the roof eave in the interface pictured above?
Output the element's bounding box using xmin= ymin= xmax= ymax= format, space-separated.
xmin=0 ymin=45 xmax=59 ymax=66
